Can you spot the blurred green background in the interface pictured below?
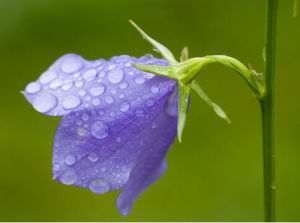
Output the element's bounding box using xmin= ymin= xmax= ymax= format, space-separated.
xmin=0 ymin=0 xmax=299 ymax=221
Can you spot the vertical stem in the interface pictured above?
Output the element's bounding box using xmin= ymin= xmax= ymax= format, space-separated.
xmin=260 ymin=0 xmax=278 ymax=221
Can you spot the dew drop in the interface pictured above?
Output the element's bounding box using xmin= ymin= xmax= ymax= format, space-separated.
xmin=134 ymin=76 xmax=145 ymax=84
xmin=62 ymin=95 xmax=81 ymax=109
xmin=33 ymin=93 xmax=58 ymax=113
xmin=77 ymin=127 xmax=87 ymax=136
xmin=62 ymin=82 xmax=73 ymax=91
xmin=59 ymin=169 xmax=77 ymax=185
xmin=120 ymin=101 xmax=130 ymax=112
xmin=89 ymin=85 xmax=105 ymax=96
xmin=88 ymin=152 xmax=98 ymax=162
xmin=121 ymin=166 xmax=127 ymax=172
xmin=118 ymin=82 xmax=128 ymax=89
xmin=100 ymin=167 xmax=107 ymax=172
xmin=61 ymin=56 xmax=83 ymax=74
xmin=83 ymin=69 xmax=97 ymax=81
xmin=91 ymin=121 xmax=109 ymax=139
xmin=65 ymin=154 xmax=76 ymax=165
xmin=49 ymin=79 xmax=63 ymax=89
xmin=107 ymin=68 xmax=124 ymax=84
xmin=151 ymin=86 xmax=159 ymax=94
xmin=75 ymin=80 xmax=84 ymax=88
xmin=89 ymin=178 xmax=110 ymax=194
xmin=78 ymin=89 xmax=86 ymax=96
xmin=152 ymin=122 xmax=157 ymax=128
xmin=81 ymin=113 xmax=89 ymax=121
xmin=39 ymin=71 xmax=57 ymax=84
xmin=119 ymin=93 xmax=124 ymax=99
xmin=53 ymin=164 xmax=60 ymax=171
xmin=98 ymin=109 xmax=105 ymax=115
xmin=25 ymin=82 xmax=41 ymax=94
xmin=146 ymin=99 xmax=154 ymax=106
xmin=105 ymin=96 xmax=114 ymax=104
xmin=92 ymin=98 xmax=101 ymax=106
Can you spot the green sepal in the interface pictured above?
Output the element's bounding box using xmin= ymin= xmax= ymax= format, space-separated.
xmin=190 ymin=80 xmax=231 ymax=124
xmin=178 ymin=81 xmax=190 ymax=143
xmin=130 ymin=63 xmax=174 ymax=78
xmin=129 ymin=20 xmax=178 ymax=65
xmin=180 ymin=46 xmax=189 ymax=62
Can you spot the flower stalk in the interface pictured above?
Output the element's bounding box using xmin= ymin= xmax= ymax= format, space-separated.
xmin=259 ymin=0 xmax=278 ymax=221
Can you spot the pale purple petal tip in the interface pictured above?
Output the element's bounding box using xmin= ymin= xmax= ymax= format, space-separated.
xmin=23 ymin=53 xmax=178 ymax=215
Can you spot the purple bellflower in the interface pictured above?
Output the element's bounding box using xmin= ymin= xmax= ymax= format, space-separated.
xmin=23 ymin=53 xmax=178 ymax=216
xmin=23 ymin=21 xmax=257 ymax=216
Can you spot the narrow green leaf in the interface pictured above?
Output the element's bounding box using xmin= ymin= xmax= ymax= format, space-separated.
xmin=131 ymin=63 xmax=173 ymax=78
xmin=191 ymin=80 xmax=231 ymax=123
xmin=129 ymin=20 xmax=178 ymax=64
xmin=178 ymin=82 xmax=190 ymax=143
xmin=180 ymin=46 xmax=189 ymax=62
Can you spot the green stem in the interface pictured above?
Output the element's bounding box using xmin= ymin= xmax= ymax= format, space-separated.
xmin=260 ymin=0 xmax=278 ymax=221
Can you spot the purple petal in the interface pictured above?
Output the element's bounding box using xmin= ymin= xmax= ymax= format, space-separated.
xmin=23 ymin=54 xmax=169 ymax=116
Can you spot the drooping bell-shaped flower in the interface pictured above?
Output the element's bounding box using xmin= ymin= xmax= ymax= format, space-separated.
xmin=23 ymin=52 xmax=179 ymax=216
xmin=23 ymin=20 xmax=263 ymax=216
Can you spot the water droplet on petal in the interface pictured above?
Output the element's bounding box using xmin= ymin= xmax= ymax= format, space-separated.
xmin=105 ymin=96 xmax=114 ymax=104
xmin=92 ymin=98 xmax=101 ymax=106
xmin=75 ymin=80 xmax=84 ymax=88
xmin=59 ymin=169 xmax=78 ymax=185
xmin=146 ymin=99 xmax=154 ymax=106
xmin=65 ymin=154 xmax=76 ymax=165
xmin=62 ymin=81 xmax=73 ymax=91
xmin=33 ymin=93 xmax=57 ymax=113
xmin=116 ymin=137 xmax=121 ymax=142
xmin=39 ymin=71 xmax=57 ymax=84
xmin=89 ymin=178 xmax=110 ymax=194
xmin=151 ymin=86 xmax=159 ymax=94
xmin=77 ymin=127 xmax=88 ymax=136
xmin=134 ymin=76 xmax=145 ymax=84
xmin=88 ymin=152 xmax=98 ymax=162
xmin=81 ymin=113 xmax=89 ymax=121
xmin=61 ymin=56 xmax=83 ymax=74
xmin=152 ymin=122 xmax=157 ymax=128
xmin=25 ymin=82 xmax=41 ymax=94
xmin=100 ymin=167 xmax=106 ymax=172
xmin=107 ymin=68 xmax=124 ymax=84
xmin=121 ymin=166 xmax=127 ymax=172
xmin=91 ymin=121 xmax=109 ymax=139
xmin=118 ymin=82 xmax=128 ymax=89
xmin=62 ymin=95 xmax=81 ymax=109
xmin=49 ymin=79 xmax=63 ymax=89
xmin=120 ymin=101 xmax=130 ymax=112
xmin=89 ymin=85 xmax=105 ymax=96
xmin=53 ymin=164 xmax=60 ymax=171
xmin=83 ymin=69 xmax=97 ymax=81
xmin=78 ymin=89 xmax=86 ymax=96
